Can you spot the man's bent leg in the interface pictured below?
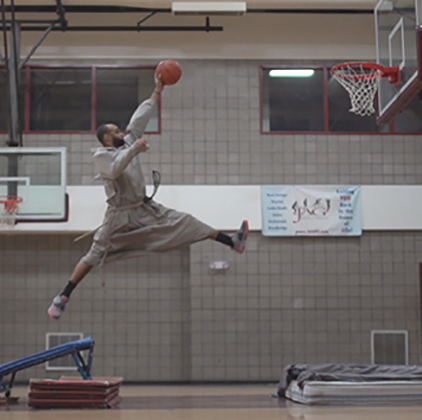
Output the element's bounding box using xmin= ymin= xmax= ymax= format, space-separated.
xmin=47 ymin=260 xmax=93 ymax=321
xmin=69 ymin=260 xmax=93 ymax=286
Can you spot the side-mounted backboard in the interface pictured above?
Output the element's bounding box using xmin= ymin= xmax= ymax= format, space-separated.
xmin=375 ymin=0 xmax=422 ymax=124
xmin=0 ymin=147 xmax=68 ymax=223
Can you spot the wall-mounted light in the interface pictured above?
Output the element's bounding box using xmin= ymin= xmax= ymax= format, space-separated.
xmin=269 ymin=69 xmax=315 ymax=78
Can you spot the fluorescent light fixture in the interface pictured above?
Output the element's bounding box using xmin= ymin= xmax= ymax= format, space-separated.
xmin=172 ymin=2 xmax=246 ymax=15
xmin=269 ymin=69 xmax=315 ymax=77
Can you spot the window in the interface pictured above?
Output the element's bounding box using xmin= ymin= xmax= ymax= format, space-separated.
xmin=261 ymin=65 xmax=422 ymax=134
xmin=0 ymin=65 xmax=158 ymax=133
xmin=96 ymin=68 xmax=158 ymax=132
xmin=262 ymin=68 xmax=325 ymax=132
xmin=30 ymin=68 xmax=92 ymax=131
xmin=0 ymin=68 xmax=26 ymax=132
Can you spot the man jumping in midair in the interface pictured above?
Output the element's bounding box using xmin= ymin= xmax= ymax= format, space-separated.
xmin=47 ymin=73 xmax=249 ymax=320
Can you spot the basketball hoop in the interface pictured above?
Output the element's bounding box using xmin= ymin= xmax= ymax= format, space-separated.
xmin=0 ymin=195 xmax=23 ymax=229
xmin=331 ymin=62 xmax=399 ymax=116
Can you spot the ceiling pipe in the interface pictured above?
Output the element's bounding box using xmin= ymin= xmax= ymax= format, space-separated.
xmin=248 ymin=8 xmax=372 ymax=14
xmin=0 ymin=25 xmax=224 ymax=32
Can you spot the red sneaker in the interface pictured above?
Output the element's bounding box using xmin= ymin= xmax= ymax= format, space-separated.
xmin=47 ymin=295 xmax=68 ymax=320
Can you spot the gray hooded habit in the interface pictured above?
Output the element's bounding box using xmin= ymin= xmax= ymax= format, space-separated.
xmin=81 ymin=98 xmax=217 ymax=266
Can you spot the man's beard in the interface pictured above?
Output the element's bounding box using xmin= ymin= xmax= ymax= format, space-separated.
xmin=112 ymin=136 xmax=124 ymax=148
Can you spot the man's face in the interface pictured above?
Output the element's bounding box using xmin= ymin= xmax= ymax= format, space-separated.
xmin=107 ymin=124 xmax=124 ymax=148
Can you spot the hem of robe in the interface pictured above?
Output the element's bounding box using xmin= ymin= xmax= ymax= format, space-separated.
xmin=95 ymin=246 xmax=190 ymax=266
xmin=81 ymin=227 xmax=218 ymax=267
xmin=80 ymin=201 xmax=219 ymax=267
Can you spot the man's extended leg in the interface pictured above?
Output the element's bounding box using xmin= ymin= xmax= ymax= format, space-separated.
xmin=212 ymin=220 xmax=249 ymax=254
xmin=47 ymin=260 xmax=93 ymax=320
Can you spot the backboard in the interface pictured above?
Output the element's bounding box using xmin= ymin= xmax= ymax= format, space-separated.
xmin=375 ymin=0 xmax=422 ymax=124
xmin=0 ymin=147 xmax=68 ymax=223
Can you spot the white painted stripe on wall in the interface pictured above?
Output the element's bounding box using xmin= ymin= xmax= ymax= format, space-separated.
xmin=6 ymin=185 xmax=422 ymax=233
xmin=361 ymin=186 xmax=422 ymax=230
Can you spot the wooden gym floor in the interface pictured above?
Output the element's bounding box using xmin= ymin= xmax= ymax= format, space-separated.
xmin=2 ymin=384 xmax=422 ymax=420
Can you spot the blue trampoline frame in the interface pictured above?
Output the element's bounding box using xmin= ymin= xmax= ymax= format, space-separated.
xmin=0 ymin=337 xmax=94 ymax=398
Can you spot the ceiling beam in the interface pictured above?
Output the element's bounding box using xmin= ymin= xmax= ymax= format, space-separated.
xmin=0 ymin=25 xmax=224 ymax=32
xmin=2 ymin=5 xmax=373 ymax=14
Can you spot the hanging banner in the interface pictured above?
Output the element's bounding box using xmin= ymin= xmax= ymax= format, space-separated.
xmin=261 ymin=185 xmax=362 ymax=236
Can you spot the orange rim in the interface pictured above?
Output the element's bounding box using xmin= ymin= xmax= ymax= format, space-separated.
xmin=331 ymin=62 xmax=399 ymax=84
xmin=0 ymin=195 xmax=23 ymax=212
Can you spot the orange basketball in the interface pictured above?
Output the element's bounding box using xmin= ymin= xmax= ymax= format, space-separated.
xmin=155 ymin=60 xmax=182 ymax=85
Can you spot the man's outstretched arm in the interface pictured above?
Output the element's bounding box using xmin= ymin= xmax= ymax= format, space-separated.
xmin=124 ymin=74 xmax=164 ymax=144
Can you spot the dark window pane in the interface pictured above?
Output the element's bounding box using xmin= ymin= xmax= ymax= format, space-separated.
xmin=328 ymin=74 xmax=390 ymax=133
xmin=262 ymin=68 xmax=324 ymax=132
xmin=30 ymin=68 xmax=91 ymax=131
xmin=0 ymin=68 xmax=26 ymax=132
xmin=96 ymin=68 xmax=158 ymax=132
xmin=393 ymin=93 xmax=422 ymax=132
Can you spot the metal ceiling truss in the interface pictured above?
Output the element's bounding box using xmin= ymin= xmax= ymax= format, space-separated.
xmin=0 ymin=4 xmax=223 ymax=32
xmin=0 ymin=4 xmax=373 ymax=33
xmin=2 ymin=4 xmax=374 ymax=14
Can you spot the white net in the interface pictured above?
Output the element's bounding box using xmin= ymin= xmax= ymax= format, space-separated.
xmin=332 ymin=63 xmax=381 ymax=116
xmin=0 ymin=199 xmax=18 ymax=229
xmin=0 ymin=211 xmax=16 ymax=229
